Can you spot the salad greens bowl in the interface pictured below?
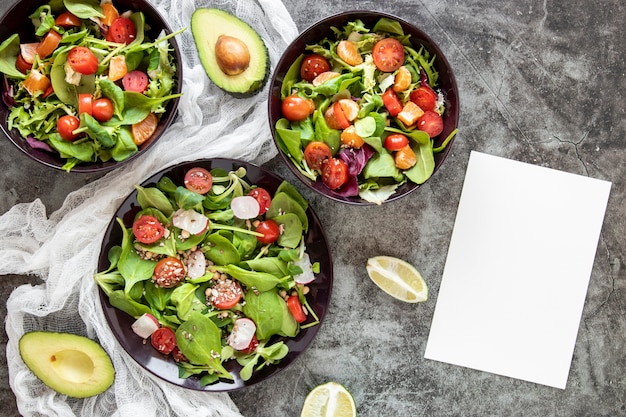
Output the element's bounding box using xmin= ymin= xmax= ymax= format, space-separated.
xmin=0 ymin=0 xmax=182 ymax=173
xmin=269 ymin=10 xmax=459 ymax=205
xmin=96 ymin=158 xmax=333 ymax=391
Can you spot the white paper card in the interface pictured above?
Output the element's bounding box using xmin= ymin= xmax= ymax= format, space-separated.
xmin=424 ymin=151 xmax=611 ymax=389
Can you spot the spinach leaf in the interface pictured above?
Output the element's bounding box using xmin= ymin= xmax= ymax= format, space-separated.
xmin=111 ymin=126 xmax=138 ymax=161
xmin=99 ymin=78 xmax=125 ymax=119
xmin=243 ymin=291 xmax=298 ymax=340
xmin=171 ymin=283 xmax=199 ymax=321
xmin=0 ymin=34 xmax=26 ymax=79
xmin=175 ymin=186 xmax=205 ymax=210
xmin=196 ymin=265 xmax=281 ymax=292
xmin=274 ymin=181 xmax=308 ymax=211
xmin=273 ymin=213 xmax=303 ymax=249
xmin=144 ymin=281 xmax=172 ymax=312
xmin=240 ymin=257 xmax=289 ymax=278
xmin=64 ymin=0 xmax=104 ymax=18
xmin=267 ymin=192 xmax=309 ymax=232
xmin=135 ymin=185 xmax=174 ymax=215
xmin=108 ymin=290 xmax=152 ymax=318
xmin=202 ymin=233 xmax=241 ymax=266
xmin=404 ymin=140 xmax=435 ymax=185
xmin=115 ymin=218 xmax=156 ymax=296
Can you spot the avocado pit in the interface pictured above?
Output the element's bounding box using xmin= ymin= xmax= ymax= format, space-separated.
xmin=215 ymin=35 xmax=250 ymax=76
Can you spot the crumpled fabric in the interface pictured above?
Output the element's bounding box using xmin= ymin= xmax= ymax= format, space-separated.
xmin=1 ymin=0 xmax=298 ymax=415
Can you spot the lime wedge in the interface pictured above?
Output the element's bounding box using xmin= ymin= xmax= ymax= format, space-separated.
xmin=366 ymin=256 xmax=428 ymax=303
xmin=300 ymin=382 xmax=357 ymax=417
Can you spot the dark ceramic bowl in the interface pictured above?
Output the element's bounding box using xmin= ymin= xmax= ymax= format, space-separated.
xmin=268 ymin=10 xmax=459 ymax=205
xmin=0 ymin=0 xmax=182 ymax=173
xmin=97 ymin=158 xmax=333 ymax=391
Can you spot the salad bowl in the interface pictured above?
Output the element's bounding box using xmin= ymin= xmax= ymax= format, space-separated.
xmin=0 ymin=0 xmax=182 ymax=173
xmin=96 ymin=158 xmax=333 ymax=391
xmin=268 ymin=10 xmax=459 ymax=205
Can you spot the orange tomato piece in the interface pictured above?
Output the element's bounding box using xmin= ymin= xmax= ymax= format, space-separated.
xmin=132 ymin=113 xmax=158 ymax=145
xmin=108 ymin=55 xmax=128 ymax=81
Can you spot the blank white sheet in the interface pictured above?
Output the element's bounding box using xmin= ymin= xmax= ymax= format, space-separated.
xmin=424 ymin=151 xmax=611 ymax=389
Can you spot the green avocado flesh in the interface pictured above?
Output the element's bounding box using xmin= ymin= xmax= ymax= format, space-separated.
xmin=191 ymin=8 xmax=269 ymax=96
xmin=19 ymin=331 xmax=115 ymax=398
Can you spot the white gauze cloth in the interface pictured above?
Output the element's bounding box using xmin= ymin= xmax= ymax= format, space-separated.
xmin=1 ymin=0 xmax=298 ymax=416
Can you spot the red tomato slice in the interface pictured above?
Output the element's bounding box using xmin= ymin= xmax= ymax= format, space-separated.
xmin=300 ymin=54 xmax=330 ymax=82
xmin=416 ymin=111 xmax=444 ymax=138
xmin=92 ymin=98 xmax=114 ymax=122
xmin=410 ymin=85 xmax=438 ymax=112
xmin=383 ymin=133 xmax=409 ymax=151
xmin=304 ymin=141 xmax=333 ymax=170
xmin=287 ymin=295 xmax=307 ymax=323
xmin=55 ymin=11 xmax=81 ymax=28
xmin=122 ymin=70 xmax=149 ymax=92
xmin=153 ymin=257 xmax=186 ymax=288
xmin=209 ymin=278 xmax=243 ymax=309
xmin=106 ymin=17 xmax=137 ymax=44
xmin=57 ymin=115 xmax=80 ymax=141
xmin=150 ymin=327 xmax=177 ymax=355
xmin=67 ymin=46 xmax=99 ymax=75
xmin=36 ymin=30 xmax=61 ymax=58
xmin=372 ymin=38 xmax=405 ymax=72
xmin=382 ymin=89 xmax=403 ymax=117
xmin=132 ymin=214 xmax=165 ymax=244
xmin=248 ymin=187 xmax=272 ymax=215
xmin=78 ymin=93 xmax=93 ymax=116
xmin=321 ymin=157 xmax=349 ymax=190
xmin=332 ymin=101 xmax=350 ymax=129
xmin=256 ymin=219 xmax=281 ymax=245
xmin=184 ymin=167 xmax=213 ymax=194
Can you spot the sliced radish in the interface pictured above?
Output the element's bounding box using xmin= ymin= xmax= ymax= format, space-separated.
xmin=227 ymin=318 xmax=257 ymax=350
xmin=294 ymin=252 xmax=316 ymax=284
xmin=231 ymin=196 xmax=260 ymax=220
xmin=172 ymin=208 xmax=209 ymax=235
xmin=131 ymin=313 xmax=160 ymax=339
xmin=186 ymin=250 xmax=206 ymax=279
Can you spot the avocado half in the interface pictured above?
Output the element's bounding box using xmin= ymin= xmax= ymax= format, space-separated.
xmin=191 ymin=8 xmax=269 ymax=97
xmin=19 ymin=331 xmax=115 ymax=398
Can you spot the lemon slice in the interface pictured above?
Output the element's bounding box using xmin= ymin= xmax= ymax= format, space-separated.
xmin=366 ymin=256 xmax=428 ymax=303
xmin=300 ymin=382 xmax=357 ymax=417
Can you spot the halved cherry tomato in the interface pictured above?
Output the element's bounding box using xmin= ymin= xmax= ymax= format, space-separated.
xmin=184 ymin=167 xmax=213 ymax=194
xmin=102 ymin=3 xmax=119 ymax=26
xmin=332 ymin=101 xmax=350 ymax=129
xmin=150 ymin=327 xmax=176 ymax=355
xmin=321 ymin=157 xmax=349 ymax=190
xmin=15 ymin=54 xmax=31 ymax=74
xmin=78 ymin=93 xmax=93 ymax=115
xmin=287 ymin=295 xmax=307 ymax=323
xmin=248 ymin=187 xmax=272 ymax=215
xmin=304 ymin=141 xmax=333 ymax=170
xmin=300 ymin=54 xmax=330 ymax=82
xmin=209 ymin=278 xmax=243 ymax=309
xmin=57 ymin=115 xmax=80 ymax=141
xmin=92 ymin=98 xmax=114 ymax=122
xmin=122 ymin=70 xmax=149 ymax=92
xmin=240 ymin=334 xmax=259 ymax=354
xmin=153 ymin=257 xmax=186 ymax=288
xmin=281 ymin=94 xmax=314 ymax=122
xmin=384 ymin=133 xmax=409 ymax=151
xmin=372 ymin=37 xmax=405 ymax=72
xmin=256 ymin=219 xmax=281 ymax=245
xmin=410 ymin=85 xmax=438 ymax=112
xmin=416 ymin=111 xmax=444 ymax=138
xmin=55 ymin=11 xmax=81 ymax=28
xmin=36 ymin=30 xmax=61 ymax=58
xmin=106 ymin=17 xmax=136 ymax=44
xmin=132 ymin=214 xmax=165 ymax=244
xmin=382 ymin=89 xmax=403 ymax=117
xmin=132 ymin=113 xmax=158 ymax=145
xmin=22 ymin=70 xmax=50 ymax=95
xmin=67 ymin=46 xmax=99 ymax=75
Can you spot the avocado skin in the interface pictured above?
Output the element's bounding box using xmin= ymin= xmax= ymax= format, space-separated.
xmin=191 ymin=8 xmax=270 ymax=97
xmin=19 ymin=331 xmax=115 ymax=398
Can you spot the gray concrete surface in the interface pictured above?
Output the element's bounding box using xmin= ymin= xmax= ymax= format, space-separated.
xmin=2 ymin=0 xmax=625 ymax=416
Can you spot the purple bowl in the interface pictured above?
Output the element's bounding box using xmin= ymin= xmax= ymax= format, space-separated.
xmin=268 ymin=10 xmax=459 ymax=205
xmin=0 ymin=0 xmax=182 ymax=173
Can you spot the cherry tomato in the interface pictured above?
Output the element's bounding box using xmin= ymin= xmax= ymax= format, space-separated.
xmin=240 ymin=334 xmax=259 ymax=355
xmin=171 ymin=346 xmax=187 ymax=362
xmin=209 ymin=278 xmax=243 ymax=309
xmin=122 ymin=70 xmax=149 ymax=92
xmin=410 ymin=85 xmax=438 ymax=112
xmin=15 ymin=54 xmax=31 ymax=74
xmin=248 ymin=188 xmax=272 ymax=215
xmin=132 ymin=113 xmax=158 ymax=145
xmin=57 ymin=115 xmax=80 ymax=141
xmin=372 ymin=37 xmax=405 ymax=72
xmin=382 ymin=89 xmax=403 ymax=117
xmin=321 ymin=157 xmax=349 ymax=190
xmin=132 ymin=214 xmax=165 ymax=244
xmin=55 ymin=11 xmax=81 ymax=28
xmin=287 ymin=295 xmax=307 ymax=323
xmin=256 ymin=219 xmax=281 ymax=245
xmin=153 ymin=257 xmax=186 ymax=288
xmin=384 ymin=133 xmax=409 ymax=151
xmin=92 ymin=98 xmax=114 ymax=122
xmin=78 ymin=93 xmax=92 ymax=116
xmin=303 ymin=141 xmax=333 ymax=170
xmin=184 ymin=167 xmax=213 ymax=194
xmin=36 ymin=30 xmax=61 ymax=58
xmin=106 ymin=17 xmax=136 ymax=44
xmin=416 ymin=111 xmax=444 ymax=138
xmin=67 ymin=46 xmax=99 ymax=75
xmin=300 ymin=54 xmax=330 ymax=82
xmin=281 ymin=94 xmax=314 ymax=122
xmin=332 ymin=101 xmax=350 ymax=129
xmin=150 ymin=327 xmax=177 ymax=355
